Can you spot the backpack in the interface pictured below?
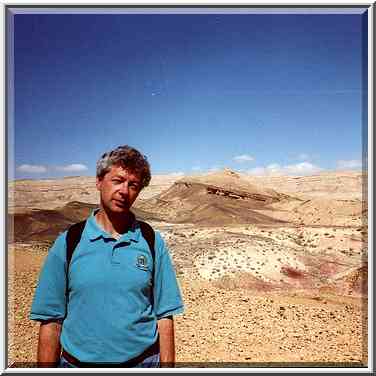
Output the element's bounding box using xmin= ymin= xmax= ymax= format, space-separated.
xmin=64 ymin=219 xmax=156 ymax=309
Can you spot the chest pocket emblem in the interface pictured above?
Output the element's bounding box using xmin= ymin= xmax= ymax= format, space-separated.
xmin=136 ymin=254 xmax=148 ymax=271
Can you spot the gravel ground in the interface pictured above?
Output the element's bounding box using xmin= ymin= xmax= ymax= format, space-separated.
xmin=7 ymin=245 xmax=367 ymax=369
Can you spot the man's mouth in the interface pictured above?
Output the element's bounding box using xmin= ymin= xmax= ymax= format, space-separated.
xmin=113 ymin=199 xmax=128 ymax=207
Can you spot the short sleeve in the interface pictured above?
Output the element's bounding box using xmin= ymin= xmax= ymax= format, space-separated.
xmin=29 ymin=232 xmax=68 ymax=322
xmin=153 ymin=232 xmax=184 ymax=319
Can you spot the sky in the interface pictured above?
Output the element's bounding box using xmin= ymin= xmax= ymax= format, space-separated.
xmin=10 ymin=8 xmax=368 ymax=180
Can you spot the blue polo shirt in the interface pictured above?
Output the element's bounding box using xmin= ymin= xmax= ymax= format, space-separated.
xmin=30 ymin=210 xmax=184 ymax=363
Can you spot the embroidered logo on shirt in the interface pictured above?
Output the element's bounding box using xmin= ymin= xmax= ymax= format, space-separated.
xmin=136 ymin=254 xmax=148 ymax=270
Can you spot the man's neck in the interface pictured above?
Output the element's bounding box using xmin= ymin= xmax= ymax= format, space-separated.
xmin=95 ymin=208 xmax=133 ymax=238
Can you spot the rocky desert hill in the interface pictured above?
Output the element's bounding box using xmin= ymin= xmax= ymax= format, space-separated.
xmin=136 ymin=169 xmax=292 ymax=225
xmin=7 ymin=169 xmax=368 ymax=367
xmin=136 ymin=170 xmax=365 ymax=228
xmin=246 ymin=171 xmax=365 ymax=200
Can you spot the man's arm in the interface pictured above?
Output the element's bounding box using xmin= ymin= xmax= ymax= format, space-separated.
xmin=37 ymin=321 xmax=62 ymax=367
xmin=157 ymin=316 xmax=175 ymax=367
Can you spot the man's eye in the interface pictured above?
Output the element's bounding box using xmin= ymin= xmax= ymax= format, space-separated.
xmin=112 ymin=179 xmax=122 ymax=184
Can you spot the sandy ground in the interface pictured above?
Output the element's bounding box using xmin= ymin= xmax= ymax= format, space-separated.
xmin=8 ymin=242 xmax=367 ymax=368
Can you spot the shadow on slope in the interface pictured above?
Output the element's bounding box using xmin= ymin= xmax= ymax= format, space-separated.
xmin=9 ymin=201 xmax=160 ymax=243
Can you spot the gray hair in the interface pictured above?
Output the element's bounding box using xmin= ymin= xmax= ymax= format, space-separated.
xmin=96 ymin=145 xmax=151 ymax=188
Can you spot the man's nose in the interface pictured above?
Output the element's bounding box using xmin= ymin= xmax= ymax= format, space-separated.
xmin=119 ymin=182 xmax=129 ymax=195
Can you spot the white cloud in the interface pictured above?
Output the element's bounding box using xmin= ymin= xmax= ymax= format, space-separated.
xmin=192 ymin=166 xmax=202 ymax=171
xmin=247 ymin=162 xmax=323 ymax=176
xmin=233 ymin=154 xmax=255 ymax=163
xmin=55 ymin=164 xmax=88 ymax=172
xmin=17 ymin=164 xmax=48 ymax=174
xmin=247 ymin=167 xmax=268 ymax=176
xmin=336 ymin=159 xmax=362 ymax=170
xmin=247 ymin=163 xmax=284 ymax=176
xmin=166 ymin=172 xmax=185 ymax=177
xmin=284 ymin=162 xmax=322 ymax=175
xmin=266 ymin=163 xmax=282 ymax=174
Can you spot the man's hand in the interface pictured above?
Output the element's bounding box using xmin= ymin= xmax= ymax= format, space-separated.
xmin=37 ymin=320 xmax=62 ymax=367
xmin=157 ymin=316 xmax=175 ymax=367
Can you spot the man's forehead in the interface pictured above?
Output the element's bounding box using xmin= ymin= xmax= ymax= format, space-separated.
xmin=108 ymin=164 xmax=142 ymax=180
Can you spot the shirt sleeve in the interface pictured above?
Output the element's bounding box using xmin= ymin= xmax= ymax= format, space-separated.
xmin=153 ymin=232 xmax=184 ymax=319
xmin=29 ymin=232 xmax=68 ymax=322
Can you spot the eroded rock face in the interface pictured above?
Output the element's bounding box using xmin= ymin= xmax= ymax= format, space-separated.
xmin=206 ymin=185 xmax=274 ymax=202
xmin=172 ymin=181 xmax=283 ymax=203
xmin=176 ymin=169 xmax=285 ymax=201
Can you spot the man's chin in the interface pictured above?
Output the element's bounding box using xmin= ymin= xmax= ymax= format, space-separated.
xmin=108 ymin=201 xmax=130 ymax=212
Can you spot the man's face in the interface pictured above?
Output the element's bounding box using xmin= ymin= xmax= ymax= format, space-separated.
xmin=96 ymin=164 xmax=143 ymax=215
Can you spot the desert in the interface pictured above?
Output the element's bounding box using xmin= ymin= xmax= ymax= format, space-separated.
xmin=7 ymin=169 xmax=368 ymax=367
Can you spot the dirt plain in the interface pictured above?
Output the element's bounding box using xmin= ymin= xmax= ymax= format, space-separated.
xmin=7 ymin=170 xmax=368 ymax=368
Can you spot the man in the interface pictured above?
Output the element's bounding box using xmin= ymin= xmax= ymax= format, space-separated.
xmin=30 ymin=145 xmax=184 ymax=367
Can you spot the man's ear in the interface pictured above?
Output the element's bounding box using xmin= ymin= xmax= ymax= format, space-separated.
xmin=96 ymin=176 xmax=102 ymax=190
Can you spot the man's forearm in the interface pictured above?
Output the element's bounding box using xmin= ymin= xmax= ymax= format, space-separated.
xmin=37 ymin=321 xmax=62 ymax=367
xmin=157 ymin=316 xmax=175 ymax=367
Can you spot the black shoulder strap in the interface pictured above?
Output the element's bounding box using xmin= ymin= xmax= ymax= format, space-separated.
xmin=66 ymin=220 xmax=87 ymax=267
xmin=138 ymin=221 xmax=156 ymax=308
xmin=138 ymin=220 xmax=155 ymax=264
xmin=64 ymin=220 xmax=86 ymax=319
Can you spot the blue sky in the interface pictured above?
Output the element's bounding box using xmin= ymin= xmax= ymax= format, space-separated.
xmin=10 ymin=9 xmax=367 ymax=180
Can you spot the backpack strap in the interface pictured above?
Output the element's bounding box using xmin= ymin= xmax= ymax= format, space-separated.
xmin=138 ymin=221 xmax=155 ymax=264
xmin=138 ymin=221 xmax=156 ymax=307
xmin=64 ymin=220 xmax=86 ymax=319
xmin=66 ymin=220 xmax=87 ymax=267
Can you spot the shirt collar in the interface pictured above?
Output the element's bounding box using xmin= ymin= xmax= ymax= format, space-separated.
xmin=86 ymin=209 xmax=141 ymax=243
